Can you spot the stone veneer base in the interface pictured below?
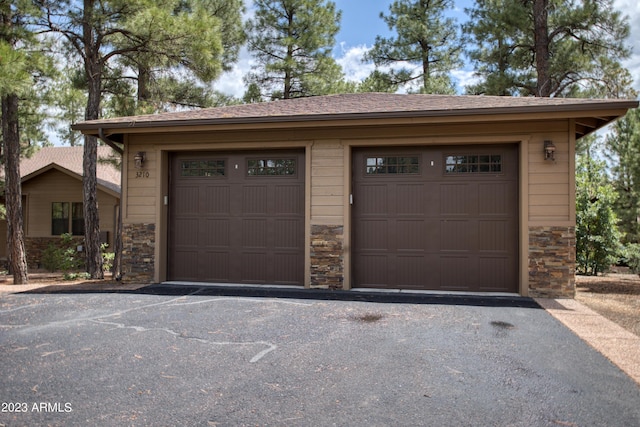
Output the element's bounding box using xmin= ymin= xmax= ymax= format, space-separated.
xmin=310 ymin=225 xmax=344 ymax=290
xmin=528 ymin=226 xmax=576 ymax=298
xmin=121 ymin=223 xmax=155 ymax=284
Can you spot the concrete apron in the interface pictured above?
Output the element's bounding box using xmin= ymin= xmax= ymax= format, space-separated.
xmin=536 ymin=298 xmax=640 ymax=386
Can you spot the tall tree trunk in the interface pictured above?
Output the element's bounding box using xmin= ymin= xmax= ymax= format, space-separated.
xmin=138 ymin=64 xmax=151 ymax=103
xmin=82 ymin=2 xmax=104 ymax=279
xmin=533 ymin=0 xmax=551 ymax=97
xmin=422 ymin=48 xmax=430 ymax=92
xmin=2 ymin=94 xmax=29 ymax=284
xmin=83 ymin=132 xmax=103 ymax=279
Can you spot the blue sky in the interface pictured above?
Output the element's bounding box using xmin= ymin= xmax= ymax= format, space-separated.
xmin=216 ymin=0 xmax=640 ymax=98
xmin=332 ymin=0 xmax=472 ymax=51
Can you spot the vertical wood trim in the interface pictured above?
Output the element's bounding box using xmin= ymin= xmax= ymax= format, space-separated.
xmin=520 ymin=137 xmax=531 ymax=296
xmin=568 ymin=119 xmax=576 ymax=222
xmin=122 ymin=136 xmax=130 ymax=221
xmin=342 ymin=142 xmax=352 ymax=290
xmin=305 ymin=142 xmax=313 ymax=288
xmin=156 ymin=149 xmax=169 ymax=283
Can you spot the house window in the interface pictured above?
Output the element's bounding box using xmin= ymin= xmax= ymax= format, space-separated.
xmin=52 ymin=202 xmax=69 ymax=235
xmin=72 ymin=203 xmax=84 ymax=235
xmin=181 ymin=160 xmax=226 ymax=177
xmin=247 ymin=159 xmax=296 ymax=176
xmin=52 ymin=202 xmax=84 ymax=235
xmin=365 ymin=156 xmax=420 ymax=174
xmin=445 ymin=154 xmax=502 ymax=174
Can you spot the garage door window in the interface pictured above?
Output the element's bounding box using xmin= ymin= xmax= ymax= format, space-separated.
xmin=445 ymin=155 xmax=502 ymax=174
xmin=247 ymin=158 xmax=296 ymax=176
xmin=365 ymin=156 xmax=419 ymax=174
xmin=180 ymin=160 xmax=226 ymax=177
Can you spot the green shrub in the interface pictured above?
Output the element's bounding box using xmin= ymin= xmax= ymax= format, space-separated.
xmin=41 ymin=233 xmax=84 ymax=272
xmin=576 ymin=155 xmax=621 ymax=275
xmin=101 ymin=243 xmax=114 ymax=272
xmin=622 ymin=243 xmax=640 ymax=275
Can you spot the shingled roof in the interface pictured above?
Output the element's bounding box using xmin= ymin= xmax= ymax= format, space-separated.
xmin=72 ymin=93 xmax=639 ymax=135
xmin=18 ymin=146 xmax=121 ymax=195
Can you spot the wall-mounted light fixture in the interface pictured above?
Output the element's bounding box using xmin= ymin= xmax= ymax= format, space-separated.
xmin=544 ymin=140 xmax=556 ymax=161
xmin=134 ymin=151 xmax=146 ymax=169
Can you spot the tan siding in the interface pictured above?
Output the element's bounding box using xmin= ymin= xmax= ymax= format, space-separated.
xmin=312 ymin=185 xmax=343 ymax=196
xmin=529 ymin=184 xmax=568 ymax=195
xmin=529 ymin=205 xmax=570 ymax=218
xmin=21 ymin=169 xmax=119 ymax=246
xmin=125 ymin=144 xmax=158 ymax=221
xmin=526 ymin=131 xmax=572 ymax=222
xmin=311 ymin=141 xmax=344 ymax=225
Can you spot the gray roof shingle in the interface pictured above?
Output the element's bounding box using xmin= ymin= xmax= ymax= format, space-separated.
xmin=72 ymin=93 xmax=639 ymax=131
xmin=18 ymin=146 xmax=121 ymax=194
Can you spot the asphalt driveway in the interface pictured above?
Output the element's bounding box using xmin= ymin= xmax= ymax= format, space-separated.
xmin=1 ymin=286 xmax=639 ymax=426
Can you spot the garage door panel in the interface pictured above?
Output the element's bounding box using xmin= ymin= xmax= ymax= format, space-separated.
xmin=359 ymin=185 xmax=389 ymax=215
xmin=171 ymin=250 xmax=199 ymax=280
xmin=440 ymin=256 xmax=474 ymax=290
xmin=201 ymin=186 xmax=230 ymax=214
xmin=243 ymin=185 xmax=268 ymax=214
xmin=201 ymin=251 xmax=230 ymax=282
xmin=353 ymin=145 xmax=518 ymax=292
xmin=440 ymin=220 xmax=473 ymax=252
xmin=355 ymin=254 xmax=388 ymax=286
xmin=242 ymin=219 xmax=267 ymax=248
xmin=174 ymin=186 xmax=200 ymax=214
xmin=169 ymin=150 xmax=304 ymax=285
xmin=441 ymin=184 xmax=474 ymax=216
xmin=478 ymin=220 xmax=510 ymax=252
xmin=396 ymin=220 xmax=426 ymax=251
xmin=396 ymin=256 xmax=430 ymax=287
xmin=356 ymin=219 xmax=389 ymax=249
xmin=274 ymin=219 xmax=303 ymax=249
xmin=273 ymin=253 xmax=304 ymax=284
xmin=203 ymin=219 xmax=230 ymax=247
xmin=172 ymin=219 xmax=199 ymax=246
xmin=241 ymin=252 xmax=267 ymax=282
xmin=396 ymin=184 xmax=425 ymax=215
xmin=478 ymin=256 xmax=512 ymax=291
xmin=478 ymin=183 xmax=508 ymax=215
xmin=274 ymin=185 xmax=303 ymax=214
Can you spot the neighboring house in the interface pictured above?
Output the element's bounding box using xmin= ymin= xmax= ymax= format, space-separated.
xmin=0 ymin=146 xmax=121 ymax=269
xmin=72 ymin=93 xmax=638 ymax=298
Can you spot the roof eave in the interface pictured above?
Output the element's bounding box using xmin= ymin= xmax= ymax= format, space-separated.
xmin=72 ymin=100 xmax=639 ymax=136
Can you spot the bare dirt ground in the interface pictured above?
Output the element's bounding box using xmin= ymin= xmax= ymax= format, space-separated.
xmin=1 ymin=270 xmax=638 ymax=339
xmin=0 ymin=271 xmax=146 ymax=295
xmin=575 ymin=270 xmax=640 ymax=338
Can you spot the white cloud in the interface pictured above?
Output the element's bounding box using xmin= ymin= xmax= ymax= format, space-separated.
xmin=336 ymin=43 xmax=375 ymax=82
xmin=451 ymin=69 xmax=480 ymax=94
xmin=615 ymin=0 xmax=640 ymax=93
xmin=214 ymin=0 xmax=640 ymax=99
xmin=213 ymin=47 xmax=254 ymax=99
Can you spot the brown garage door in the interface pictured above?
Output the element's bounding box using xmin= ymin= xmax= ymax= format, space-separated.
xmin=352 ymin=145 xmax=518 ymax=292
xmin=169 ymin=150 xmax=305 ymax=285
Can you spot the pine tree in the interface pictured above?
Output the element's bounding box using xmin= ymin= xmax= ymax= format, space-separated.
xmin=576 ymin=151 xmax=621 ymax=275
xmin=605 ymin=108 xmax=640 ymax=244
xmin=36 ymin=0 xmax=235 ymax=278
xmin=245 ymin=0 xmax=342 ymax=100
xmin=365 ymin=0 xmax=462 ymax=94
xmin=464 ymin=0 xmax=632 ymax=97
xmin=1 ymin=0 xmax=53 ymax=284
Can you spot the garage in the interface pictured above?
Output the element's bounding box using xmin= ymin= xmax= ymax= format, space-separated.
xmin=73 ymin=93 xmax=638 ymax=296
xmin=168 ymin=150 xmax=305 ymax=285
xmin=352 ymin=145 xmax=519 ymax=292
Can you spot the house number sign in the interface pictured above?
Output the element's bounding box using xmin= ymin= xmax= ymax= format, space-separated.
xmin=135 ymin=170 xmax=150 ymax=178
